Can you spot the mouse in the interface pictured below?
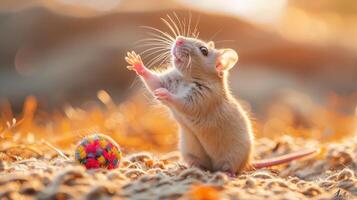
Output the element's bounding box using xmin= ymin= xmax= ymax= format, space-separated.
xmin=124 ymin=22 xmax=317 ymax=174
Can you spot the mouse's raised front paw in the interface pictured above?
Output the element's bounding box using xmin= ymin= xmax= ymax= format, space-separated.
xmin=125 ymin=51 xmax=145 ymax=75
xmin=154 ymin=88 xmax=171 ymax=101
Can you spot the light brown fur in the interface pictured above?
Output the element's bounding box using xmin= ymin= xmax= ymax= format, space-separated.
xmin=126 ymin=35 xmax=254 ymax=173
xmin=125 ymin=23 xmax=316 ymax=174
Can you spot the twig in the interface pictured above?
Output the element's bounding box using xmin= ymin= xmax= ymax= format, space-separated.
xmin=42 ymin=140 xmax=70 ymax=161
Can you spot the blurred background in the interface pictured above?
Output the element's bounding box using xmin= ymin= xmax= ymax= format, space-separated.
xmin=0 ymin=0 xmax=356 ymax=153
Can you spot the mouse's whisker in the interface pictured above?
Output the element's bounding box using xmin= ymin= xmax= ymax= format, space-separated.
xmin=189 ymin=56 xmax=192 ymax=74
xmin=129 ymin=76 xmax=141 ymax=89
xmin=209 ymin=28 xmax=223 ymax=42
xmin=192 ymin=15 xmax=200 ymax=38
xmin=193 ymin=31 xmax=200 ymax=39
xmin=142 ymin=53 xmax=170 ymax=64
xmin=213 ymin=39 xmax=236 ymax=44
xmin=146 ymin=52 xmax=166 ymax=64
xmin=147 ymin=55 xmax=170 ymax=69
xmin=141 ymin=26 xmax=175 ymax=42
xmin=146 ymin=56 xmax=165 ymax=68
xmin=140 ymin=46 xmax=170 ymax=56
xmin=136 ymin=38 xmax=172 ymax=46
xmin=182 ymin=17 xmax=187 ymax=37
xmin=146 ymin=32 xmax=174 ymax=44
xmin=137 ymin=46 xmax=170 ymax=53
xmin=191 ymin=30 xmax=196 ymax=38
xmin=187 ymin=11 xmax=192 ymax=37
xmin=156 ymin=53 xmax=170 ymax=68
xmin=137 ymin=37 xmax=165 ymax=42
xmin=139 ymin=45 xmax=170 ymax=52
xmin=142 ymin=48 xmax=170 ymax=59
xmin=140 ymin=44 xmax=169 ymax=51
xmin=173 ymin=12 xmax=184 ymax=37
xmin=166 ymin=14 xmax=181 ymax=37
xmin=182 ymin=54 xmax=192 ymax=75
xmin=161 ymin=17 xmax=178 ymax=38
xmin=136 ymin=43 xmax=170 ymax=50
xmin=146 ymin=51 xmax=170 ymax=68
xmin=135 ymin=42 xmax=170 ymax=49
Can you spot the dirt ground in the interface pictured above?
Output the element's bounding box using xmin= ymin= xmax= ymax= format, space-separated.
xmin=0 ymin=135 xmax=356 ymax=200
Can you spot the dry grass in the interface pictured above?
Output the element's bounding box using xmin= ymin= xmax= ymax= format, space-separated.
xmin=0 ymin=91 xmax=356 ymax=199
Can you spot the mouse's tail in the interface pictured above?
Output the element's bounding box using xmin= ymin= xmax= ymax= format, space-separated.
xmin=251 ymin=148 xmax=318 ymax=169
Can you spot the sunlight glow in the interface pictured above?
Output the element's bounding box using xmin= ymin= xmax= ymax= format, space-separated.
xmin=59 ymin=0 xmax=121 ymax=11
xmin=180 ymin=0 xmax=288 ymax=25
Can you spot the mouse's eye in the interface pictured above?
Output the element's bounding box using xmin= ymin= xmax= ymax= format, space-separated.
xmin=199 ymin=46 xmax=208 ymax=56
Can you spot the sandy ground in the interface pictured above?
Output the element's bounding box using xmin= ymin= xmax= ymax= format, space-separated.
xmin=0 ymin=135 xmax=356 ymax=200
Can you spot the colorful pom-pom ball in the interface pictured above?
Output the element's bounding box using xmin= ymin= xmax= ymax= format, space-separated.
xmin=74 ymin=134 xmax=122 ymax=170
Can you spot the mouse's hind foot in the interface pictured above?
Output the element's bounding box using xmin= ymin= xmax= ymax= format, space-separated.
xmin=183 ymin=154 xmax=211 ymax=171
xmin=187 ymin=159 xmax=209 ymax=171
xmin=213 ymin=161 xmax=240 ymax=176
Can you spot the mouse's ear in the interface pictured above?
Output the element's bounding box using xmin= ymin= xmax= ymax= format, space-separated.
xmin=207 ymin=41 xmax=215 ymax=49
xmin=216 ymin=49 xmax=238 ymax=74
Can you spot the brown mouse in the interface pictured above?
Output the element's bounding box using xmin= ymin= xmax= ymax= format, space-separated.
xmin=124 ymin=16 xmax=317 ymax=174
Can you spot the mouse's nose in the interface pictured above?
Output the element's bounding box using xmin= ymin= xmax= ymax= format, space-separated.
xmin=175 ymin=36 xmax=185 ymax=46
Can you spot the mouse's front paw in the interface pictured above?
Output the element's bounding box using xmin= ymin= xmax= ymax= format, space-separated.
xmin=154 ymin=88 xmax=171 ymax=101
xmin=125 ymin=51 xmax=145 ymax=75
